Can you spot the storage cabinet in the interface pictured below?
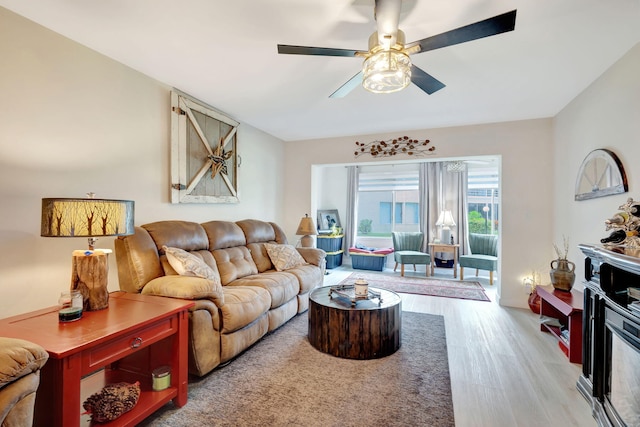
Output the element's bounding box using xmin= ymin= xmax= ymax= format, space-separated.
xmin=317 ymin=234 xmax=343 ymax=269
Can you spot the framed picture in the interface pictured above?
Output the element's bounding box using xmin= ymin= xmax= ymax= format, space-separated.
xmin=317 ymin=209 xmax=341 ymax=231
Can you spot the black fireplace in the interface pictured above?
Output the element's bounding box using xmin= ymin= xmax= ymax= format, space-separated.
xmin=579 ymin=244 xmax=640 ymax=427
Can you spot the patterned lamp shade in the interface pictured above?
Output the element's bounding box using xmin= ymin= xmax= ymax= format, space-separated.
xmin=41 ymin=197 xmax=135 ymax=249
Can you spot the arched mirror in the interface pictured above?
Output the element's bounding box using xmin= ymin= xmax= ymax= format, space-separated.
xmin=575 ymin=149 xmax=628 ymax=201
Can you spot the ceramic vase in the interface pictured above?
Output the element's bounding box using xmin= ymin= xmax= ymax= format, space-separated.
xmin=550 ymin=258 xmax=576 ymax=292
xmin=527 ymin=287 xmax=541 ymax=314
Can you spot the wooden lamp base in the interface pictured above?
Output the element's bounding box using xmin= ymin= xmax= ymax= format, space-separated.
xmin=71 ymin=250 xmax=109 ymax=311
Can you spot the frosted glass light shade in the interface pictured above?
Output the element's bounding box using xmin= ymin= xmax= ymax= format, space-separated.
xmin=362 ymin=50 xmax=411 ymax=94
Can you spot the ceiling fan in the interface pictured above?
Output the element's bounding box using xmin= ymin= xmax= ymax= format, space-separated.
xmin=277 ymin=0 xmax=517 ymax=98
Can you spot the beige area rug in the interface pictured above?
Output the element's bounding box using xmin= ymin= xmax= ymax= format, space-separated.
xmin=340 ymin=271 xmax=491 ymax=302
xmin=142 ymin=311 xmax=454 ymax=427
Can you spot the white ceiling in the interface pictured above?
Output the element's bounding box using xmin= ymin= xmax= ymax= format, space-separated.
xmin=1 ymin=0 xmax=638 ymax=141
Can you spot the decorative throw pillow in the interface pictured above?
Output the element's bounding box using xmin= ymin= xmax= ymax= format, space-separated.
xmin=163 ymin=246 xmax=218 ymax=281
xmin=264 ymin=243 xmax=306 ymax=271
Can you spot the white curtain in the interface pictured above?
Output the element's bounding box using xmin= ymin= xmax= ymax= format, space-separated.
xmin=446 ymin=166 xmax=469 ymax=255
xmin=419 ymin=161 xmax=469 ymax=256
xmin=419 ymin=162 xmax=439 ymax=251
xmin=345 ymin=166 xmax=359 ymax=255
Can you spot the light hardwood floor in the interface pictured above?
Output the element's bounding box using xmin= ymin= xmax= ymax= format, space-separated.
xmin=323 ymin=264 xmax=596 ymax=427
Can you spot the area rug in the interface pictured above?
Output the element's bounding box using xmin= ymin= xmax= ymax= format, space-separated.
xmin=142 ymin=311 xmax=454 ymax=427
xmin=339 ymin=272 xmax=490 ymax=302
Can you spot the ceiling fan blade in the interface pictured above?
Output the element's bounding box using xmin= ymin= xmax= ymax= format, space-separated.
xmin=408 ymin=10 xmax=517 ymax=53
xmin=329 ymin=71 xmax=363 ymax=98
xmin=410 ymin=65 xmax=445 ymax=95
xmin=277 ymin=44 xmax=365 ymax=57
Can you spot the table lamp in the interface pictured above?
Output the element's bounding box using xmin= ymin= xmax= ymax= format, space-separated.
xmin=296 ymin=214 xmax=317 ymax=248
xmin=41 ymin=194 xmax=135 ymax=311
xmin=436 ymin=210 xmax=456 ymax=244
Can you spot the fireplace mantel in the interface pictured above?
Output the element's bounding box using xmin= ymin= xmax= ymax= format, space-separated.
xmin=578 ymin=243 xmax=640 ymax=427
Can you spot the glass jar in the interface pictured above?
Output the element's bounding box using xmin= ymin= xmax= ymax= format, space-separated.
xmin=58 ymin=290 xmax=83 ymax=322
xmin=152 ymin=366 xmax=171 ymax=391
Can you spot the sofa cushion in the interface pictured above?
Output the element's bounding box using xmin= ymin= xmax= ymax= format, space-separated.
xmin=246 ymin=243 xmax=275 ymax=273
xmin=163 ymin=246 xmax=219 ymax=281
xmin=201 ymin=221 xmax=247 ymax=250
xmin=229 ymin=272 xmax=300 ymax=308
xmin=212 ymin=247 xmax=259 ymax=285
xmin=141 ymin=275 xmax=224 ymax=305
xmin=264 ymin=243 xmax=306 ymax=271
xmin=115 ymin=226 xmax=165 ymax=293
xmin=143 ymin=221 xmax=209 ymax=252
xmin=236 ymin=219 xmax=276 ymax=244
xmin=0 ymin=338 xmax=49 ymax=388
xmin=296 ymin=247 xmax=326 ymax=267
xmin=459 ymin=254 xmax=498 ymax=271
xmin=281 ymin=264 xmax=323 ymax=295
xmin=219 ymin=286 xmax=271 ymax=334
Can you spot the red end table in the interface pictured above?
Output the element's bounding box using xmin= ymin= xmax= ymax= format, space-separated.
xmin=0 ymin=292 xmax=194 ymax=426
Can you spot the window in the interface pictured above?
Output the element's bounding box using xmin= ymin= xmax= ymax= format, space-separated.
xmin=467 ymin=165 xmax=499 ymax=235
xmin=380 ymin=201 xmax=392 ymax=224
xmin=405 ymin=202 xmax=419 ymax=224
xmin=357 ymin=165 xmax=420 ymax=237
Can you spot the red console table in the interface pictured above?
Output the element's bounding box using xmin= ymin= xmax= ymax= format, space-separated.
xmin=0 ymin=292 xmax=194 ymax=426
xmin=536 ymin=285 xmax=583 ymax=364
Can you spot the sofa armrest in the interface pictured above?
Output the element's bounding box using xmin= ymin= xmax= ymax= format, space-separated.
xmin=296 ymin=248 xmax=326 ymax=267
xmin=140 ymin=275 xmax=224 ymax=307
xmin=0 ymin=338 xmax=48 ymax=389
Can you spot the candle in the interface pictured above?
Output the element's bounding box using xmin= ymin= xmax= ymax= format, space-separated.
xmin=152 ymin=366 xmax=171 ymax=391
xmin=354 ymin=279 xmax=369 ymax=297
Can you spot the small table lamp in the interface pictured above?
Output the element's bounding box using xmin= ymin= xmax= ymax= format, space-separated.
xmin=41 ymin=194 xmax=135 ymax=311
xmin=436 ymin=210 xmax=456 ymax=244
xmin=296 ymin=214 xmax=317 ymax=248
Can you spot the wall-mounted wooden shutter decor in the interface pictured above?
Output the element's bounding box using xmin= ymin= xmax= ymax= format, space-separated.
xmin=170 ymin=90 xmax=239 ymax=203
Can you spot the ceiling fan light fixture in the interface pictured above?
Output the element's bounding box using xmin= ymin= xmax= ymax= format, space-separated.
xmin=362 ymin=49 xmax=411 ymax=94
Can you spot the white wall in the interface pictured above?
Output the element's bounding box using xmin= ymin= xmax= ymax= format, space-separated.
xmin=0 ymin=8 xmax=285 ymax=317
xmin=1 ymin=5 xmax=636 ymax=317
xmin=554 ymin=43 xmax=640 ymax=285
xmin=284 ymin=120 xmax=555 ymax=308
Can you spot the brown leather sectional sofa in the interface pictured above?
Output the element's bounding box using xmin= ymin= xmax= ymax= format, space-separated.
xmin=115 ymin=219 xmax=325 ymax=376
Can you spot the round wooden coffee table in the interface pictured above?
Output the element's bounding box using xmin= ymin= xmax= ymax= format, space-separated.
xmin=308 ymin=286 xmax=402 ymax=359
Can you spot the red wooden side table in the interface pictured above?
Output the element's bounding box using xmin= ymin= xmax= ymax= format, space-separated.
xmin=0 ymin=292 xmax=194 ymax=426
xmin=536 ymin=285 xmax=583 ymax=364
